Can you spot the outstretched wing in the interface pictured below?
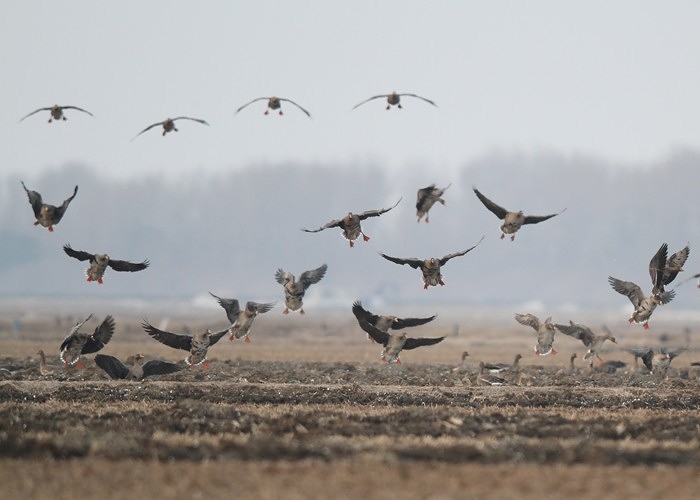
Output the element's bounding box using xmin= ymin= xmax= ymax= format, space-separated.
xmin=236 ymin=97 xmax=269 ymax=114
xmin=209 ymin=292 xmax=241 ymax=323
xmin=514 ymin=313 xmax=541 ymax=332
xmin=19 ymin=107 xmax=51 ymax=122
xmin=357 ymin=320 xmax=390 ymax=346
xmin=351 ymin=301 xmax=379 ymax=325
xmin=62 ymin=106 xmax=94 ymax=116
xmin=52 ymin=185 xmax=79 ymax=224
xmin=142 ymin=321 xmax=193 ymax=352
xmin=392 ymin=314 xmax=437 ymax=330
xmin=649 ymin=243 xmax=669 ymax=293
xmin=94 ymin=354 xmax=130 ymax=380
xmin=399 ymin=93 xmax=438 ymax=107
xmin=402 ymin=335 xmax=446 ymax=350
xmin=662 ymin=245 xmax=690 ymax=286
xmin=554 ymin=321 xmax=594 ymax=346
xmin=523 ymin=210 xmax=564 ymax=225
xmin=380 ymin=253 xmax=424 ymax=269
xmin=142 ymin=360 xmax=182 ymax=378
xmin=63 ymin=244 xmax=94 ymax=262
xmin=279 ymin=98 xmax=312 ymax=118
xmin=473 ymin=188 xmax=509 ymax=220
xmin=608 ymin=277 xmax=644 ymax=308
xmin=439 ymin=236 xmax=484 ymax=266
xmin=358 ymin=198 xmax=402 ymax=220
xmin=107 ymin=258 xmax=150 ymax=273
xmin=82 ymin=315 xmax=115 ymax=354
xmin=301 ymin=217 xmax=344 ymax=233
xmin=298 ymin=264 xmax=328 ymax=289
xmin=130 ymin=122 xmax=162 ymax=141
xmin=20 ymin=181 xmax=43 ymax=218
xmin=275 ymin=269 xmax=292 ymax=285
xmin=351 ymin=94 xmax=388 ymax=110
xmin=246 ymin=301 xmax=276 ymax=314
xmin=207 ymin=327 xmax=230 ymax=347
xmin=172 ymin=116 xmax=209 ymax=126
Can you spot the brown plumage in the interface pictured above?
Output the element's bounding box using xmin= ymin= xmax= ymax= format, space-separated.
xmin=95 ymin=354 xmax=181 ymax=381
xmin=416 ymin=183 xmax=451 ymax=223
xmin=59 ymin=314 xmax=115 ymax=368
xmin=131 ymin=116 xmax=209 ymax=141
xmin=236 ymin=96 xmax=311 ymax=117
xmin=554 ymin=321 xmax=617 ymax=360
xmin=275 ymin=264 xmax=328 ymax=314
xmin=351 ymin=301 xmax=437 ymax=339
xmin=358 ymin=320 xmax=446 ymax=364
xmin=21 ymin=181 xmax=78 ymax=231
xmin=142 ymin=321 xmax=228 ymax=368
xmin=515 ymin=313 xmax=557 ymax=356
xmin=20 ymin=104 xmax=93 ymax=123
xmin=209 ymin=292 xmax=275 ymax=342
xmin=63 ymin=244 xmax=149 ymax=284
xmin=352 ymin=91 xmax=437 ymax=111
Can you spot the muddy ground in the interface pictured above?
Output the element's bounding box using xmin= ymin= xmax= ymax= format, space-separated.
xmin=2 ymin=313 xmax=700 ymax=498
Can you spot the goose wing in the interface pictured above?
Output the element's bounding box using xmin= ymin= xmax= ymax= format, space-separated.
xmin=107 ymin=258 xmax=150 ymax=272
xmin=52 ymin=185 xmax=79 ymax=224
xmin=439 ymin=236 xmax=484 ymax=266
xmin=142 ymin=360 xmax=182 ymax=378
xmin=278 ymin=98 xmax=312 ymax=118
xmin=351 ymin=94 xmax=388 ymax=110
xmin=380 ymin=253 xmax=424 ymax=269
xmin=399 ymin=93 xmax=438 ymax=107
xmin=236 ymin=97 xmax=269 ymax=114
xmin=358 ymin=320 xmax=390 ymax=346
xmin=142 ymin=321 xmax=193 ymax=351
xmin=19 ymin=107 xmax=52 ymax=122
xmin=63 ymin=244 xmax=95 ymax=262
xmin=403 ymin=335 xmax=446 ymax=350
xmin=473 ymin=188 xmax=509 ymax=220
xmin=82 ymin=315 xmax=115 ymax=354
xmin=608 ymin=277 xmax=644 ymax=308
xmin=94 ymin=354 xmax=130 ymax=379
xmin=61 ymin=105 xmax=94 ymax=116
xmin=209 ymin=292 xmax=241 ymax=323
xmin=357 ymin=198 xmax=402 ymax=220
xmin=298 ymin=264 xmax=328 ymax=289
xmin=20 ymin=181 xmax=43 ymax=219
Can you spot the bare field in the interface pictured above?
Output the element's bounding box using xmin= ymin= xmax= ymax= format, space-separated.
xmin=2 ymin=313 xmax=700 ymax=499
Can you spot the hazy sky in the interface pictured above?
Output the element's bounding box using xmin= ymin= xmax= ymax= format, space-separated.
xmin=2 ymin=1 xmax=700 ymax=181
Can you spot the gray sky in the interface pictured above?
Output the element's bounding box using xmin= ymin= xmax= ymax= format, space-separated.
xmin=2 ymin=1 xmax=700 ymax=180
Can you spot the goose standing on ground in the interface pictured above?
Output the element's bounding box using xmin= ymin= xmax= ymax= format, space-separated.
xmin=476 ymin=362 xmax=508 ymax=386
xmin=380 ymin=236 xmax=484 ymax=289
xmin=358 ymin=320 xmax=446 ymax=364
xmin=609 ymin=243 xmax=675 ymax=329
xmin=236 ymin=96 xmax=312 ymax=117
xmin=209 ymin=292 xmax=275 ymax=342
xmin=302 ymin=198 xmax=402 ymax=247
xmin=21 ymin=181 xmax=78 ymax=232
xmin=131 ymin=116 xmax=209 ymax=140
xmin=625 ymin=347 xmax=653 ymax=372
xmin=20 ymin=104 xmax=93 ymax=123
xmin=63 ymin=244 xmax=150 ymax=284
xmin=275 ymin=264 xmax=328 ymax=314
xmin=95 ymin=354 xmax=181 ymax=380
xmin=515 ymin=313 xmax=557 ymax=356
xmin=451 ymin=351 xmax=470 ymax=373
xmin=472 ymin=187 xmax=565 ymax=241
xmin=351 ymin=301 xmax=437 ymax=341
xmin=554 ymin=321 xmax=617 ymax=361
xmin=483 ymin=354 xmax=522 ymax=374
xmin=142 ymin=321 xmax=229 ymax=368
xmin=352 ymin=91 xmax=437 ymax=110
xmin=59 ymin=314 xmax=115 ymax=368
xmin=416 ymin=183 xmax=451 ymax=223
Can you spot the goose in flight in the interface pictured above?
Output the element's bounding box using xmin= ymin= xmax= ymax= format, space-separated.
xmin=209 ymin=292 xmax=275 ymax=342
xmin=63 ymin=244 xmax=149 ymax=284
xmin=352 ymin=91 xmax=437 ymax=111
xmin=554 ymin=321 xmax=617 ymax=361
xmin=95 ymin=353 xmax=181 ymax=381
xmin=131 ymin=116 xmax=209 ymax=141
xmin=142 ymin=321 xmax=229 ymax=368
xmin=59 ymin=314 xmax=115 ymax=368
xmin=275 ymin=264 xmax=328 ymax=314
xmin=416 ymin=183 xmax=451 ymax=223
xmin=358 ymin=320 xmax=446 ymax=364
xmin=236 ymin=96 xmax=311 ymax=117
xmin=21 ymin=181 xmax=78 ymax=232
xmin=20 ymin=104 xmax=93 ymax=123
xmin=514 ymin=313 xmax=557 ymax=356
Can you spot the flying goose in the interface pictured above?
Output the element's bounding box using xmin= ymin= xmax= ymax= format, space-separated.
xmin=59 ymin=314 xmax=115 ymax=368
xmin=358 ymin=319 xmax=446 ymax=364
xmin=209 ymin=292 xmax=275 ymax=342
xmin=351 ymin=301 xmax=437 ymax=339
xmin=275 ymin=264 xmax=328 ymax=314
xmin=609 ymin=243 xmax=675 ymax=329
xmin=131 ymin=116 xmax=209 ymax=141
xmin=302 ymin=198 xmax=402 ymax=247
xmin=63 ymin=244 xmax=150 ymax=284
xmin=472 ymin=187 xmax=565 ymax=240
xmin=21 ymin=181 xmax=78 ymax=232
xmin=142 ymin=321 xmax=229 ymax=368
xmin=651 ymin=243 xmax=690 ymax=295
xmin=416 ymin=183 xmax=451 ymax=223
xmin=236 ymin=96 xmax=311 ymax=117
xmin=380 ymin=236 xmax=484 ymax=289
xmin=514 ymin=313 xmax=557 ymax=356
xmin=352 ymin=91 xmax=437 ymax=111
xmin=95 ymin=353 xmax=181 ymax=381
xmin=20 ymin=104 xmax=93 ymax=123
xmin=554 ymin=321 xmax=617 ymax=361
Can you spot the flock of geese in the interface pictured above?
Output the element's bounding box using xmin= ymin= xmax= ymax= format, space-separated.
xmin=12 ymin=94 xmax=700 ymax=384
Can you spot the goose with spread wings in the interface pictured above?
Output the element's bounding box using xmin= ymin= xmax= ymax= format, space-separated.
xmin=142 ymin=321 xmax=229 ymax=368
xmin=21 ymin=181 xmax=78 ymax=232
xmin=472 ymin=187 xmax=565 ymax=241
xmin=59 ymin=314 xmax=115 ymax=368
xmin=236 ymin=96 xmax=311 ymax=117
xmin=651 ymin=243 xmax=690 ymax=295
xmin=416 ymin=183 xmax=451 ymax=223
xmin=358 ymin=320 xmax=446 ymax=364
xmin=352 ymin=91 xmax=437 ymax=110
xmin=20 ymin=104 xmax=93 ymax=123
xmin=302 ymin=198 xmax=401 ymax=247
xmin=351 ymin=300 xmax=437 ymax=334
xmin=63 ymin=244 xmax=149 ymax=284
xmin=131 ymin=116 xmax=209 ymax=140
xmin=95 ymin=353 xmax=181 ymax=381
xmin=554 ymin=321 xmax=617 ymax=361
xmin=209 ymin=292 xmax=275 ymax=342
xmin=380 ymin=236 xmax=484 ymax=289
xmin=275 ymin=264 xmax=328 ymax=314
xmin=515 ymin=313 xmax=557 ymax=356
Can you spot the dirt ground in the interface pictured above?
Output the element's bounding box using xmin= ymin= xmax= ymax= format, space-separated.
xmin=2 ymin=311 xmax=700 ymax=499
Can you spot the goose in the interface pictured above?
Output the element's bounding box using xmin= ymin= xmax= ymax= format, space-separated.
xmin=652 ymin=243 xmax=690 ymax=295
xmin=275 ymin=264 xmax=328 ymax=314
xmin=380 ymin=236 xmax=484 ymax=289
xmin=609 ymin=243 xmax=675 ymax=329
xmin=21 ymin=181 xmax=78 ymax=232
xmin=302 ymin=198 xmax=401 ymax=247
xmin=95 ymin=353 xmax=181 ymax=380
xmin=63 ymin=244 xmax=149 ymax=284
xmin=482 ymin=354 xmax=522 ymax=374
xmin=476 ymin=362 xmax=508 ymax=386
xmin=472 ymin=187 xmax=565 ymax=241
xmin=451 ymin=351 xmax=470 ymax=373
xmin=358 ymin=320 xmax=446 ymax=364
xmin=20 ymin=104 xmax=93 ymax=123
xmin=209 ymin=292 xmax=275 ymax=342
xmin=59 ymin=314 xmax=115 ymax=368
xmin=351 ymin=301 xmax=437 ymax=340
xmin=131 ymin=116 xmax=209 ymax=141
xmin=236 ymin=96 xmax=311 ymax=117
xmin=514 ymin=313 xmax=557 ymax=356
xmin=352 ymin=91 xmax=437 ymax=111
xmin=554 ymin=321 xmax=617 ymax=361
xmin=142 ymin=321 xmax=229 ymax=368
xmin=416 ymin=183 xmax=451 ymax=223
